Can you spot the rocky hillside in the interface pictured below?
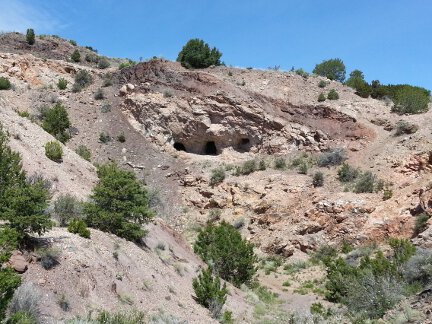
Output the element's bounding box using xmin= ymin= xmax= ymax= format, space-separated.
xmin=1 ymin=32 xmax=432 ymax=323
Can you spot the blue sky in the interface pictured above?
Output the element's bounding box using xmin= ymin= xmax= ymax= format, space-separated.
xmin=1 ymin=0 xmax=431 ymax=90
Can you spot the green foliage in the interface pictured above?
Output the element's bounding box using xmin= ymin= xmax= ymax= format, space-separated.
xmin=258 ymin=159 xmax=266 ymax=170
xmin=345 ymin=69 xmax=371 ymax=98
xmin=317 ymin=92 xmax=326 ymax=102
xmin=327 ymin=89 xmax=339 ymax=100
xmin=295 ymin=68 xmax=309 ymax=78
xmin=73 ymin=70 xmax=93 ymax=92
xmin=75 ymin=145 xmax=91 ymax=161
xmin=96 ymin=310 xmax=146 ymax=324
xmin=312 ymin=171 xmax=324 ymax=187
xmin=45 ymin=141 xmax=63 ymax=162
xmin=0 ymin=77 xmax=12 ymax=90
xmin=311 ymin=245 xmax=338 ymax=265
xmin=18 ymin=111 xmax=29 ymax=118
xmin=318 ymin=80 xmax=327 ymax=88
xmin=84 ymin=163 xmax=154 ymax=242
xmin=391 ymin=85 xmax=430 ymax=114
xmin=117 ymin=133 xmax=126 ymax=143
xmin=414 ymin=213 xmax=430 ymax=234
xmin=389 ymin=238 xmax=416 ymax=265
xmin=69 ymin=39 xmax=77 ymax=46
xmin=26 ymin=28 xmax=35 ymax=45
xmin=118 ymin=60 xmax=136 ymax=70
xmin=68 ymin=219 xmax=90 ymax=239
xmin=53 ymin=194 xmax=82 ymax=226
xmin=239 ymin=159 xmax=257 ymax=175
xmin=317 ymin=148 xmax=346 ymax=167
xmin=353 ymin=171 xmax=376 ymax=193
xmin=99 ymin=132 xmax=111 ymax=143
xmin=273 ymin=157 xmax=286 ymax=170
xmin=0 ymin=126 xmax=51 ymax=238
xmin=94 ymin=88 xmax=104 ymax=100
xmin=85 ymin=53 xmax=99 ymax=63
xmin=39 ymin=247 xmax=60 ymax=270
xmin=210 ymin=167 xmax=225 ymax=186
xmin=313 ymin=58 xmax=346 ymax=82
xmin=395 ymin=120 xmax=419 ymax=135
xmin=57 ymin=78 xmax=68 ymax=90
xmin=0 ymin=227 xmax=20 ymax=263
xmin=177 ymin=38 xmax=222 ymax=69
xmin=71 ymin=49 xmax=81 ymax=62
xmin=192 ymin=268 xmax=228 ymax=318
xmin=194 ymin=221 xmax=257 ymax=287
xmin=98 ymin=57 xmax=110 ymax=69
xmin=0 ymin=269 xmax=21 ymax=319
xmin=41 ymin=103 xmax=71 ymax=143
xmin=6 ymin=311 xmax=37 ymax=324
xmin=337 ymin=163 xmax=359 ymax=182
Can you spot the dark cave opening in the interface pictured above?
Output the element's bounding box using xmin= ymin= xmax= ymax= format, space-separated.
xmin=204 ymin=141 xmax=217 ymax=155
xmin=173 ymin=142 xmax=187 ymax=152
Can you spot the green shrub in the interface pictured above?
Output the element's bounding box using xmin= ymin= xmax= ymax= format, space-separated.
xmin=98 ymin=57 xmax=110 ymax=69
xmin=71 ymin=50 xmax=81 ymax=62
xmin=355 ymin=81 xmax=372 ymax=98
xmin=57 ymin=78 xmax=68 ymax=90
xmin=118 ymin=60 xmax=135 ymax=70
xmin=273 ymin=157 xmax=286 ymax=170
xmin=402 ymin=248 xmax=432 ymax=286
xmin=96 ymin=310 xmax=146 ymax=324
xmin=0 ymin=77 xmax=12 ymax=90
xmin=75 ymin=145 xmax=91 ymax=161
xmin=0 ymin=269 xmax=21 ymax=319
xmin=210 ymin=167 xmax=225 ymax=186
xmin=45 ymin=141 xmax=63 ymax=162
xmin=102 ymin=75 xmax=113 ymax=87
xmin=313 ymin=58 xmax=346 ymax=82
xmin=69 ymin=39 xmax=77 ymax=46
xmin=395 ymin=120 xmax=419 ymax=135
xmin=0 ymin=125 xmax=51 ymax=238
xmin=6 ymin=311 xmax=37 ymax=324
xmin=177 ymin=38 xmax=222 ymax=69
xmin=53 ymin=194 xmax=82 ymax=226
xmin=312 ymin=171 xmax=324 ymax=187
xmin=73 ymin=70 xmax=93 ymax=92
xmin=295 ymin=68 xmax=309 ymax=78
xmin=94 ymin=88 xmax=104 ymax=100
xmin=117 ymin=133 xmax=126 ymax=143
xmin=318 ymin=92 xmax=326 ymax=102
xmin=240 ymin=159 xmax=257 ymax=175
xmin=389 ymin=238 xmax=416 ymax=265
xmin=311 ymin=245 xmax=338 ymax=265
xmin=0 ymin=227 xmax=20 ymax=263
xmin=327 ymin=89 xmax=339 ymax=100
xmin=18 ymin=111 xmax=29 ymax=118
xmin=101 ymin=103 xmax=112 ymax=113
xmin=391 ymin=85 xmax=430 ymax=114
xmin=298 ymin=161 xmax=308 ymax=174
xmin=194 ymin=221 xmax=257 ymax=287
xmin=26 ymin=29 xmax=35 ymax=45
xmin=68 ymin=219 xmax=90 ymax=239
xmin=85 ymin=46 xmax=98 ymax=53
xmin=99 ymin=132 xmax=111 ymax=143
xmin=337 ymin=163 xmax=359 ymax=182
xmin=193 ymin=268 xmax=228 ymax=318
xmin=39 ymin=247 xmax=60 ymax=270
xmin=258 ymin=159 xmax=266 ymax=170
xmin=354 ymin=171 xmax=376 ymax=193
xmin=85 ymin=53 xmax=99 ymax=63
xmin=84 ymin=163 xmax=154 ymax=242
xmin=7 ymin=283 xmax=41 ymax=323
xmin=41 ymin=103 xmax=71 ymax=143
xmin=414 ymin=213 xmax=430 ymax=234
xmin=318 ymin=80 xmax=327 ymax=88
xmin=317 ymin=148 xmax=346 ymax=167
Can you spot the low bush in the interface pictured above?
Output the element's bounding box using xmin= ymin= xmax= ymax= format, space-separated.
xmin=327 ymin=89 xmax=339 ymax=100
xmin=71 ymin=50 xmax=81 ymax=62
xmin=210 ymin=167 xmax=225 ymax=186
xmin=391 ymin=85 xmax=430 ymax=114
xmin=354 ymin=171 xmax=376 ymax=193
xmin=258 ymin=159 xmax=266 ymax=170
xmin=39 ymin=248 xmax=60 ymax=270
xmin=395 ymin=120 xmax=419 ymax=136
xmin=41 ymin=103 xmax=71 ymax=143
xmin=96 ymin=310 xmax=146 ymax=324
xmin=193 ymin=268 xmax=228 ymax=318
xmin=0 ymin=77 xmax=12 ymax=90
xmin=194 ymin=221 xmax=257 ymax=287
xmin=98 ymin=57 xmax=110 ymax=69
xmin=101 ymin=103 xmax=112 ymax=113
xmin=117 ymin=133 xmax=126 ymax=143
xmin=311 ymin=245 xmax=338 ymax=265
xmin=94 ymin=88 xmax=104 ymax=100
xmin=273 ymin=157 xmax=286 ymax=170
xmin=239 ymin=159 xmax=257 ymax=175
xmin=295 ymin=68 xmax=309 ymax=78
xmin=57 ymin=78 xmax=68 ymax=90
xmin=317 ymin=148 xmax=346 ymax=167
xmin=99 ymin=132 xmax=111 ymax=143
xmin=102 ymin=75 xmax=113 ymax=87
xmin=69 ymin=39 xmax=77 ymax=46
xmin=53 ymin=194 xmax=82 ymax=226
xmin=312 ymin=171 xmax=324 ymax=187
xmin=45 ymin=141 xmax=63 ymax=162
xmin=414 ymin=213 xmax=430 ymax=234
xmin=68 ymin=219 xmax=90 ymax=239
xmin=75 ymin=145 xmax=91 ymax=161
xmin=73 ymin=70 xmax=93 ymax=92
xmin=337 ymin=163 xmax=359 ymax=183
xmin=318 ymin=93 xmax=326 ymax=102
xmin=85 ymin=53 xmax=99 ymax=63
xmin=0 ymin=227 xmax=20 ymax=263
xmin=177 ymin=38 xmax=222 ymax=69
xmin=118 ymin=60 xmax=136 ymax=70
xmin=318 ymin=80 xmax=327 ymax=88
xmin=7 ymin=283 xmax=41 ymax=323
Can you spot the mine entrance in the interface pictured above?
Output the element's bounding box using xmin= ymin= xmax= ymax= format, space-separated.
xmin=204 ymin=141 xmax=217 ymax=155
xmin=173 ymin=142 xmax=187 ymax=152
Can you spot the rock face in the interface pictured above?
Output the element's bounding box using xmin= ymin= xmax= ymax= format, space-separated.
xmin=119 ymin=60 xmax=372 ymax=155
